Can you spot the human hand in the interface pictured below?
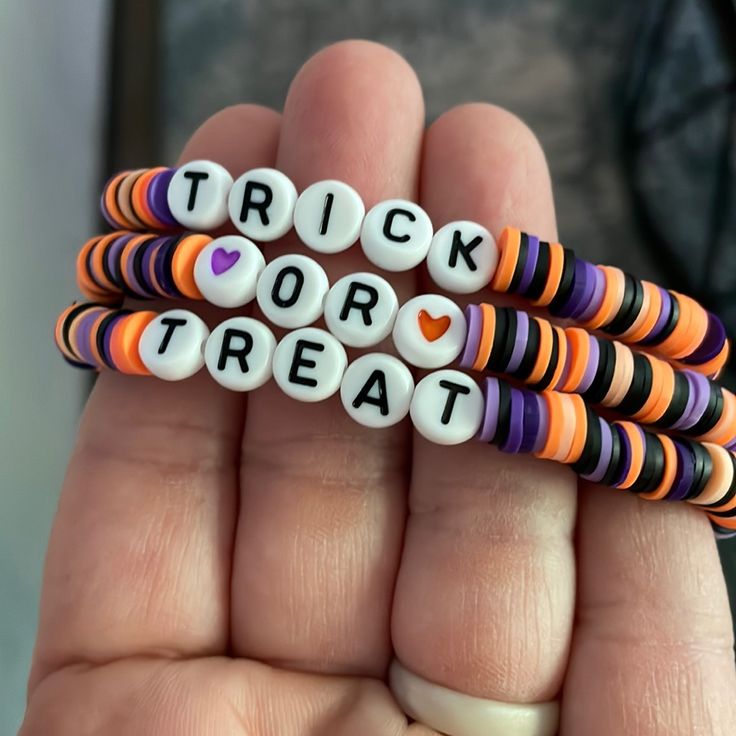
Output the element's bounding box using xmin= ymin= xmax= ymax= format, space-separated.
xmin=21 ymin=41 xmax=736 ymax=735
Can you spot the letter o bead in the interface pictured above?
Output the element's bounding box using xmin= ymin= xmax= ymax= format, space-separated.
xmin=204 ymin=316 xmax=276 ymax=391
xmin=138 ymin=309 xmax=209 ymax=380
xmin=427 ymin=221 xmax=499 ymax=293
xmin=293 ymin=180 xmax=365 ymax=254
xmin=166 ymin=160 xmax=233 ymax=230
xmin=256 ymin=253 xmax=329 ymax=328
xmin=324 ymin=272 xmax=399 ymax=348
xmin=410 ymin=369 xmax=484 ymax=445
xmin=228 ymin=168 xmax=297 ymax=241
xmin=340 ymin=353 xmax=414 ymax=428
xmin=360 ymin=199 xmax=433 ymax=271
xmin=272 ymin=327 xmax=348 ymax=402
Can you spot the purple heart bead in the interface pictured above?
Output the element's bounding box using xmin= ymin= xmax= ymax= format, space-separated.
xmin=211 ymin=247 xmax=241 ymax=275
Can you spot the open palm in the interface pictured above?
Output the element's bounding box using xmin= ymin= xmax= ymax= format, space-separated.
xmin=21 ymin=41 xmax=736 ymax=735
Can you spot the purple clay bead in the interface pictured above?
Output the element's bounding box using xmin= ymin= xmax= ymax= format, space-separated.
xmin=500 ymin=387 xmax=525 ymax=453
xmin=577 ymin=334 xmax=600 ymax=393
xmin=105 ymin=233 xmax=133 ymax=290
xmin=681 ymin=312 xmax=727 ymax=365
xmin=517 ymin=234 xmax=539 ymax=294
xmin=611 ymin=424 xmax=632 ymax=488
xmin=679 ymin=371 xmax=710 ymax=431
xmin=99 ymin=173 xmax=122 ymax=228
xmin=123 ymin=240 xmax=147 ymax=297
xmin=640 ymin=287 xmax=671 ymax=345
xmin=555 ymin=258 xmax=586 ymax=319
xmin=145 ymin=237 xmax=171 ymax=296
xmin=554 ymin=337 xmax=574 ymax=391
xmin=147 ymin=168 xmax=179 ymax=228
xmin=520 ymin=389 xmax=540 ymax=453
xmin=670 ymin=371 xmax=698 ymax=431
xmin=713 ymin=525 xmax=736 ymax=540
xmin=460 ymin=305 xmax=482 ymax=369
xmin=532 ymin=393 xmax=550 ymax=454
xmin=478 ymin=377 xmax=500 ymax=442
xmin=101 ymin=312 xmax=126 ymax=369
xmin=575 ymin=264 xmax=606 ymax=323
xmin=582 ymin=417 xmax=613 ymax=483
xmin=154 ymin=237 xmax=182 ymax=298
xmin=505 ymin=309 xmax=529 ymax=374
xmin=74 ymin=310 xmax=102 ymax=367
xmin=667 ymin=440 xmax=694 ymax=501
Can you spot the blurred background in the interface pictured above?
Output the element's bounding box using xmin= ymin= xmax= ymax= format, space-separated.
xmin=1 ymin=0 xmax=734 ymax=732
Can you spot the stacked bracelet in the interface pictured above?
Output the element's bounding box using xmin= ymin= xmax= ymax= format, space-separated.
xmin=57 ymin=162 xmax=735 ymax=538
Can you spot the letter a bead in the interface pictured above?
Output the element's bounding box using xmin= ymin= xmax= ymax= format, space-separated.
xmin=340 ymin=353 xmax=414 ymax=428
xmin=138 ymin=308 xmax=209 ymax=380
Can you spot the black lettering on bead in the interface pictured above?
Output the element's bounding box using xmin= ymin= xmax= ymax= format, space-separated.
xmin=239 ymin=181 xmax=273 ymax=225
xmin=449 ymin=230 xmax=482 ymax=271
xmin=157 ymin=317 xmax=187 ymax=354
xmin=217 ymin=328 xmax=254 ymax=372
xmin=439 ymin=379 xmax=471 ymax=425
xmin=319 ymin=193 xmax=335 ymax=235
xmin=271 ymin=266 xmax=305 ymax=308
xmin=183 ymin=171 xmax=209 ymax=211
xmin=339 ymin=282 xmax=379 ymax=326
xmin=383 ymin=208 xmax=416 ymax=243
xmin=289 ymin=340 xmax=325 ymax=387
xmin=352 ymin=369 xmax=389 ymax=416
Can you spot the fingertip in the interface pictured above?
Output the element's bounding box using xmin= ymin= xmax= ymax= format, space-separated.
xmin=177 ymin=103 xmax=282 ymax=172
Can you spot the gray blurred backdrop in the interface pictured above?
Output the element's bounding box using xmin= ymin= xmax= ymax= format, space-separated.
xmin=1 ymin=0 xmax=734 ymax=733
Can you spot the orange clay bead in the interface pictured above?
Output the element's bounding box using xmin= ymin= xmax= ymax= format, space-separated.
xmin=562 ymin=393 xmax=588 ymax=464
xmin=558 ymin=328 xmax=589 ymax=392
xmin=616 ymin=422 xmax=645 ymax=490
xmin=171 ymin=233 xmax=211 ymax=299
xmin=639 ymin=433 xmax=678 ymax=501
xmin=533 ymin=242 xmax=564 ymax=307
xmin=131 ymin=166 xmax=168 ymax=229
xmin=491 ymin=227 xmax=521 ymax=292
xmin=473 ymin=303 xmax=496 ymax=371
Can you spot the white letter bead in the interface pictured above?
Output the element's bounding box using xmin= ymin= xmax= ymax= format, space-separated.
xmin=138 ymin=309 xmax=209 ymax=381
xmin=228 ymin=168 xmax=297 ymax=241
xmin=193 ymin=235 xmax=265 ymax=308
xmin=410 ymin=370 xmax=483 ymax=445
xmin=427 ymin=221 xmax=499 ymax=294
xmin=272 ymin=327 xmax=347 ymax=402
xmin=204 ymin=316 xmax=276 ymax=392
xmin=293 ymin=180 xmax=365 ymax=254
xmin=360 ymin=199 xmax=433 ymax=272
xmin=392 ymin=294 xmax=467 ymax=369
xmin=340 ymin=353 xmax=414 ymax=428
xmin=324 ymin=272 xmax=399 ymax=348
xmin=256 ymin=253 xmax=329 ymax=329
xmin=167 ymin=159 xmax=233 ymax=230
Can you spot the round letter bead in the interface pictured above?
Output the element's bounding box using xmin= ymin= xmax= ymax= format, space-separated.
xmin=227 ymin=168 xmax=297 ymax=241
xmin=360 ymin=199 xmax=433 ymax=271
xmin=392 ymin=294 xmax=467 ymax=369
xmin=410 ymin=369 xmax=484 ymax=445
xmin=293 ymin=180 xmax=365 ymax=254
xmin=256 ymin=253 xmax=329 ymax=329
xmin=167 ymin=160 xmax=233 ymax=230
xmin=340 ymin=353 xmax=414 ymax=428
xmin=427 ymin=221 xmax=498 ymax=293
xmin=193 ymin=235 xmax=265 ymax=308
xmin=204 ymin=316 xmax=276 ymax=392
xmin=138 ymin=308 xmax=209 ymax=380
xmin=272 ymin=327 xmax=347 ymax=402
xmin=324 ymin=272 xmax=399 ymax=348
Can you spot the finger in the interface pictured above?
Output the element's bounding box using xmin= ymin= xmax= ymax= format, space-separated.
xmin=29 ymin=104 xmax=281 ymax=691
xmin=392 ymin=104 xmax=577 ymax=701
xmin=231 ymin=40 xmax=424 ymax=676
xmin=561 ymin=489 xmax=736 ymax=734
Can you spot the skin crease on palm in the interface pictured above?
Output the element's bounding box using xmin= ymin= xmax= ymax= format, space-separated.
xmin=20 ymin=40 xmax=736 ymax=735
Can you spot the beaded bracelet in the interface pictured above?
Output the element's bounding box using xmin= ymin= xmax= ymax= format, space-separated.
xmin=96 ymin=163 xmax=728 ymax=374
xmin=54 ymin=300 xmax=736 ymax=538
xmin=54 ymin=163 xmax=736 ymax=539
